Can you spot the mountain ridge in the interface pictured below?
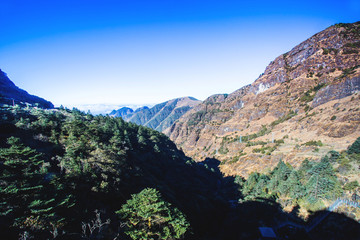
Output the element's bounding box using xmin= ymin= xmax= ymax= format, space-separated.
xmin=111 ymin=96 xmax=200 ymax=132
xmin=0 ymin=69 xmax=54 ymax=109
xmin=168 ymin=22 xmax=360 ymax=176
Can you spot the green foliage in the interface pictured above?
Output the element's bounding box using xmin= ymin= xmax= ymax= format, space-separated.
xmin=270 ymin=111 xmax=297 ymax=127
xmin=344 ymin=181 xmax=359 ymax=191
xmin=304 ymin=104 xmax=311 ymax=112
xmin=300 ymin=91 xmax=315 ymax=102
xmin=327 ymin=150 xmax=340 ymax=162
xmin=252 ymin=145 xmax=277 ymax=155
xmin=0 ymin=136 xmax=43 ymax=173
xmin=287 ymin=171 xmax=306 ymax=200
xmin=344 ymin=41 xmax=360 ymax=48
xmin=235 ymin=125 xmax=271 ymax=143
xmin=343 ymin=48 xmax=359 ymax=54
xmin=322 ymin=48 xmax=338 ymax=55
xmin=0 ymin=106 xmax=229 ymax=239
xmin=242 ymin=172 xmax=260 ymax=197
xmin=246 ymin=141 xmax=267 ymax=147
xmin=338 ymin=65 xmax=360 ymax=79
xmin=336 ymin=22 xmax=360 ymax=39
xmin=0 ymin=136 xmax=70 ymax=231
xmin=187 ymin=110 xmax=207 ymax=126
xmin=347 ymin=137 xmax=360 ymax=154
xmin=302 ymin=140 xmax=323 ymax=147
xmin=305 ymin=157 xmax=342 ymax=203
xmin=307 ymin=71 xmax=314 ymax=78
xmin=322 ymin=48 xmax=329 ymax=55
xmin=117 ymin=188 xmax=189 ymax=240
xmin=238 ymin=153 xmax=343 ymax=208
xmin=267 ymin=160 xmax=292 ymax=194
xmin=300 ymin=83 xmax=326 ymax=102
xmin=313 ymin=83 xmax=326 ymax=92
xmin=218 ymin=144 xmax=229 ymax=154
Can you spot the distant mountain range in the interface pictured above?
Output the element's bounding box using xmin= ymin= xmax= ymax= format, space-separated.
xmin=63 ymin=103 xmax=153 ymax=115
xmin=0 ymin=69 xmax=53 ymax=109
xmin=110 ymin=97 xmax=200 ymax=132
xmin=109 ymin=106 xmax=135 ymax=118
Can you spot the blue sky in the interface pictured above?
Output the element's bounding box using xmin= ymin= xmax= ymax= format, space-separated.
xmin=0 ymin=0 xmax=359 ymax=112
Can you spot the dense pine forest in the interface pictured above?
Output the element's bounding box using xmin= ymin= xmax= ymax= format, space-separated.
xmin=0 ymin=105 xmax=236 ymax=239
xmin=1 ymin=105 xmax=360 ymax=239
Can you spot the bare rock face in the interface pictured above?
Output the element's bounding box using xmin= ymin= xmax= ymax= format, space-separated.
xmin=168 ymin=22 xmax=360 ymax=177
xmin=312 ymin=76 xmax=360 ymax=107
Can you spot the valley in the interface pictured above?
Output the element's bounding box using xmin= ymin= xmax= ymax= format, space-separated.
xmin=1 ymin=21 xmax=360 ymax=240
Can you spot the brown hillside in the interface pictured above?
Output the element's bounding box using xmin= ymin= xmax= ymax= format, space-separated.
xmin=168 ymin=22 xmax=360 ymax=177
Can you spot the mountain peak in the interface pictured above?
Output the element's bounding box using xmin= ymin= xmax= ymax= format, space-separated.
xmin=110 ymin=97 xmax=200 ymax=132
xmin=0 ymin=69 xmax=54 ymax=108
xmin=168 ymin=22 xmax=360 ymax=176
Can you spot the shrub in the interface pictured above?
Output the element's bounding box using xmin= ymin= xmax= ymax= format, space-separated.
xmin=338 ymin=65 xmax=360 ymax=79
xmin=327 ymin=150 xmax=340 ymax=162
xmin=344 ymin=181 xmax=359 ymax=191
xmin=343 ymin=49 xmax=358 ymax=54
xmin=303 ymin=140 xmax=323 ymax=147
xmin=270 ymin=111 xmax=297 ymax=127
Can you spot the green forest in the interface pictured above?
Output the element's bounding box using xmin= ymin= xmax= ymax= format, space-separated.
xmin=0 ymin=105 xmax=359 ymax=239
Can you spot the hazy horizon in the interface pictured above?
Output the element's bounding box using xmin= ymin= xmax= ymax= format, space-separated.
xmin=1 ymin=0 xmax=359 ymax=113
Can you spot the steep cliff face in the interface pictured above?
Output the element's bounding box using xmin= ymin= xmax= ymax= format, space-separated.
xmin=0 ymin=69 xmax=54 ymax=109
xmin=169 ymin=22 xmax=360 ymax=176
xmin=112 ymin=97 xmax=200 ymax=132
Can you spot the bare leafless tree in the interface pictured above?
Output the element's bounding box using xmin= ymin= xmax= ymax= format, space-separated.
xmin=81 ymin=209 xmax=110 ymax=239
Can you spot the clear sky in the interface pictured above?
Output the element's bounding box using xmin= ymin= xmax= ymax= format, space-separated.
xmin=0 ymin=0 xmax=359 ymax=112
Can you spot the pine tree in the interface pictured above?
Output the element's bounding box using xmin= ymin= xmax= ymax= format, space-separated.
xmin=327 ymin=150 xmax=340 ymax=162
xmin=0 ymin=136 xmax=73 ymax=233
xmin=305 ymin=157 xmax=341 ymax=202
xmin=253 ymin=175 xmax=270 ymax=197
xmin=116 ymin=188 xmax=189 ymax=240
xmin=297 ymin=158 xmax=313 ymax=180
xmin=242 ymin=172 xmax=260 ymax=196
xmin=287 ymin=171 xmax=305 ymax=200
xmin=267 ymin=160 xmax=291 ymax=193
xmin=0 ymin=137 xmax=45 ymax=227
xmin=348 ymin=137 xmax=360 ymax=154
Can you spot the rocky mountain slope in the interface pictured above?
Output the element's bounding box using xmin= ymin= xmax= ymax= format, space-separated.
xmin=111 ymin=97 xmax=200 ymax=132
xmin=0 ymin=69 xmax=53 ymax=109
xmin=168 ymin=22 xmax=360 ymax=177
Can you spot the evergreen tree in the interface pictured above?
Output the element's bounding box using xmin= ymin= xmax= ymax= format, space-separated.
xmin=297 ymin=158 xmax=313 ymax=180
xmin=253 ymin=174 xmax=270 ymax=197
xmin=287 ymin=171 xmax=305 ymax=200
xmin=0 ymin=137 xmax=42 ymax=216
xmin=117 ymin=188 xmax=189 ymax=240
xmin=0 ymin=137 xmax=48 ymax=229
xmin=327 ymin=150 xmax=340 ymax=162
xmin=348 ymin=137 xmax=360 ymax=154
xmin=305 ymin=157 xmax=342 ymax=202
xmin=267 ymin=160 xmax=291 ymax=193
xmin=242 ymin=172 xmax=260 ymax=196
